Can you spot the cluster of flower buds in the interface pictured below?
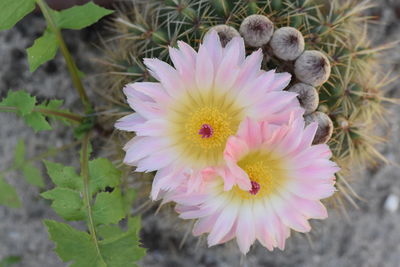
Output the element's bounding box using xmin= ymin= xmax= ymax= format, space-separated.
xmin=209 ymin=14 xmax=333 ymax=145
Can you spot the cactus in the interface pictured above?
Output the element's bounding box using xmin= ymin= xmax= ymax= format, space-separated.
xmin=99 ymin=0 xmax=392 ymax=205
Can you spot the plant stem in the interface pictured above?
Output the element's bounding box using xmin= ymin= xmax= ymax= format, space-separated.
xmin=35 ymin=0 xmax=91 ymax=112
xmin=0 ymin=106 xmax=83 ymax=123
xmin=80 ymin=132 xmax=106 ymax=265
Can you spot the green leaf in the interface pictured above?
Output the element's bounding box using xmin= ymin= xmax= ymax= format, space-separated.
xmin=13 ymin=139 xmax=25 ymax=168
xmin=0 ymin=0 xmax=35 ymax=31
xmin=99 ymin=219 xmax=145 ymax=266
xmin=93 ymin=189 xmax=125 ymax=226
xmin=37 ymin=99 xmax=73 ymax=126
xmin=27 ymin=30 xmax=58 ymax=72
xmin=45 ymin=219 xmax=144 ymax=267
xmin=44 ymin=220 xmax=102 ymax=267
xmin=0 ymin=255 xmax=22 ymax=267
xmin=42 ymin=188 xmax=85 ymax=221
xmin=0 ymin=176 xmax=21 ymax=208
xmin=45 ymin=99 xmax=63 ymax=109
xmin=22 ymin=163 xmax=45 ymax=188
xmin=0 ymin=90 xmax=35 ymax=115
xmin=97 ymin=225 xmax=124 ymax=240
xmin=89 ymin=158 xmax=120 ymax=195
xmin=123 ymin=188 xmax=136 ymax=214
xmin=57 ymin=2 xmax=114 ymax=30
xmin=127 ymin=216 xmax=142 ymax=236
xmin=44 ymin=161 xmax=82 ymax=190
xmin=23 ymin=111 xmax=52 ymax=132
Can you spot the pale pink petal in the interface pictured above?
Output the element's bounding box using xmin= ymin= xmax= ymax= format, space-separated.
xmin=193 ymin=213 xmax=220 ymax=236
xmin=270 ymin=194 xmax=311 ymax=233
xmin=123 ymin=137 xmax=170 ymax=164
xmin=268 ymin=72 xmax=292 ymax=91
xmin=208 ymin=198 xmax=240 ymax=246
xmin=135 ymin=147 xmax=181 ymax=172
xmin=236 ymin=117 xmax=264 ymax=149
xmin=249 ymin=91 xmax=299 ymax=119
xmin=253 ymin=200 xmax=275 ymax=250
xmin=203 ymin=31 xmax=223 ymax=70
xmin=143 ymin=58 xmax=185 ymax=98
xmin=195 ymin=44 xmax=214 ymax=92
xmin=224 ymin=37 xmax=245 ymax=66
xmin=287 ymin=179 xmax=336 ymax=200
xmin=235 ymin=201 xmax=256 ymax=254
xmin=232 ymin=49 xmax=263 ymax=94
xmin=289 ymin=194 xmax=328 ymax=219
xmin=216 ymin=220 xmax=237 ymax=244
xmin=130 ymin=119 xmax=168 ymax=136
xmin=129 ymin=82 xmax=170 ymax=105
xmin=115 ymin=113 xmax=145 ymax=132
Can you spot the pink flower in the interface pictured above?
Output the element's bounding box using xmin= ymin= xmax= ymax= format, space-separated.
xmin=171 ymin=116 xmax=339 ymax=254
xmin=115 ymin=31 xmax=302 ymax=199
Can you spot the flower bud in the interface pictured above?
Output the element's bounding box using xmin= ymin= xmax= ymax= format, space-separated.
xmin=270 ymin=27 xmax=305 ymax=61
xmin=294 ymin=50 xmax=331 ymax=86
xmin=239 ymin=14 xmax=274 ymax=47
xmin=288 ymin=83 xmax=319 ymax=115
xmin=209 ymin=25 xmax=240 ymax=47
xmin=304 ymin=111 xmax=333 ymax=144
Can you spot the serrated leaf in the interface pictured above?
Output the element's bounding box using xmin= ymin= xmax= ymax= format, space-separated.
xmin=22 ymin=163 xmax=45 ymax=188
xmin=37 ymin=99 xmax=73 ymax=126
xmin=93 ymin=189 xmax=125 ymax=226
xmin=99 ymin=223 xmax=145 ymax=266
xmin=46 ymin=99 xmax=64 ymax=109
xmin=127 ymin=216 xmax=142 ymax=236
xmin=45 ymin=219 xmax=144 ymax=267
xmin=123 ymin=188 xmax=136 ymax=214
xmin=97 ymin=225 xmax=124 ymax=240
xmin=44 ymin=161 xmax=82 ymax=190
xmin=57 ymin=2 xmax=114 ymax=30
xmin=23 ymin=111 xmax=52 ymax=132
xmin=0 ymin=0 xmax=35 ymax=31
xmin=0 ymin=176 xmax=21 ymax=208
xmin=42 ymin=188 xmax=85 ymax=221
xmin=27 ymin=30 xmax=58 ymax=72
xmin=0 ymin=90 xmax=35 ymax=116
xmin=13 ymin=140 xmax=25 ymax=168
xmin=44 ymin=220 xmax=103 ymax=267
xmin=88 ymin=158 xmax=120 ymax=195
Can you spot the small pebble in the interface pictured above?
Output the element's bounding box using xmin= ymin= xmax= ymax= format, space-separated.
xmin=384 ymin=194 xmax=399 ymax=213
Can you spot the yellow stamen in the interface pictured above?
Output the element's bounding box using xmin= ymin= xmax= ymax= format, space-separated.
xmin=233 ymin=152 xmax=287 ymax=200
xmin=185 ymin=106 xmax=233 ymax=150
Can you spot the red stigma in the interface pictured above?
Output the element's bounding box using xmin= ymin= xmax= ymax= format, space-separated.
xmin=199 ymin=124 xmax=214 ymax=138
xmin=249 ymin=181 xmax=260 ymax=195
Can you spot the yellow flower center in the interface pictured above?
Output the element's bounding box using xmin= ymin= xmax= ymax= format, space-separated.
xmin=168 ymin=91 xmax=244 ymax=167
xmin=185 ymin=107 xmax=233 ymax=150
xmin=233 ymin=152 xmax=287 ymax=200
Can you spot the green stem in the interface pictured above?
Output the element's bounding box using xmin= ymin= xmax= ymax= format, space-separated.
xmin=0 ymin=106 xmax=83 ymax=123
xmin=80 ymin=133 xmax=106 ymax=265
xmin=35 ymin=0 xmax=91 ymax=112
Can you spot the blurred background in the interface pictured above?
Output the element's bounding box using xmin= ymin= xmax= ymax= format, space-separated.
xmin=0 ymin=0 xmax=400 ymax=266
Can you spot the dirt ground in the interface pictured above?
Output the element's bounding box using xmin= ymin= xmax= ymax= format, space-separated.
xmin=1 ymin=1 xmax=400 ymax=266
